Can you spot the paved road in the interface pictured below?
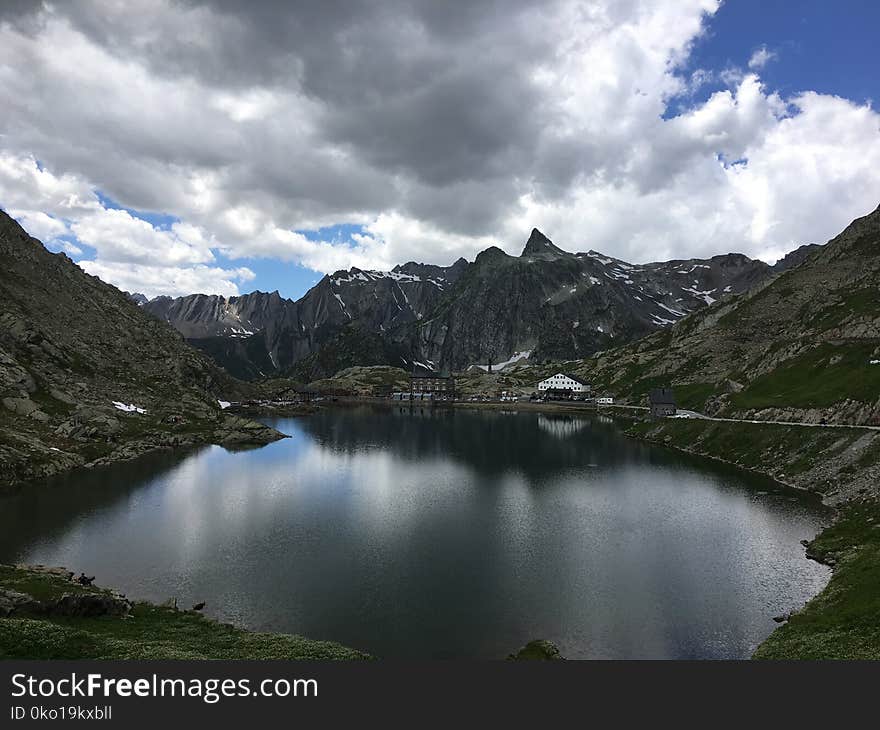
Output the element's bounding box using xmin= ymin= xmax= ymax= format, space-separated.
xmin=598 ymin=404 xmax=880 ymax=431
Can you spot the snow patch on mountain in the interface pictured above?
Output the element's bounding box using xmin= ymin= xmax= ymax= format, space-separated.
xmin=112 ymin=401 xmax=147 ymax=414
xmin=475 ymin=350 xmax=532 ymax=372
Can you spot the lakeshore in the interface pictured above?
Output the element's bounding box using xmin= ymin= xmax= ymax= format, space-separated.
xmin=0 ymin=564 xmax=368 ymax=660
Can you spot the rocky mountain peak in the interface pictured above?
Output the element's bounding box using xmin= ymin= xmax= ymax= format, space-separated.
xmin=474 ymin=245 xmax=512 ymax=266
xmin=771 ymin=244 xmax=821 ymax=273
xmin=521 ymin=228 xmax=565 ymax=258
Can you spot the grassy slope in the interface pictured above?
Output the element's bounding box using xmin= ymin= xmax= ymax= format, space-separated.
xmin=306 ymin=365 xmax=410 ymax=395
xmin=728 ymin=342 xmax=880 ymax=410
xmin=0 ymin=565 xmax=368 ymax=660
xmin=627 ymin=419 xmax=876 ymax=485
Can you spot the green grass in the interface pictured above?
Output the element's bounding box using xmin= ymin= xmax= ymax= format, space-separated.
xmin=730 ymin=342 xmax=880 ymax=410
xmin=0 ymin=565 xmax=369 ymax=660
xmin=0 ymin=565 xmax=94 ymax=602
xmin=754 ymin=500 xmax=880 ymax=659
xmin=630 ymin=418 xmax=802 ymax=465
xmin=810 ymin=287 xmax=879 ymax=331
xmin=671 ymin=382 xmax=718 ymax=411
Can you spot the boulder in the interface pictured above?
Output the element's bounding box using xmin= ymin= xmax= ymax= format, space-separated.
xmin=88 ymin=414 xmax=122 ymax=436
xmin=2 ymin=397 xmax=39 ymax=417
xmin=51 ymin=592 xmax=132 ymax=618
xmin=49 ymin=388 xmax=79 ymax=405
xmin=0 ymin=589 xmax=42 ymax=617
xmin=214 ymin=415 xmax=286 ymax=446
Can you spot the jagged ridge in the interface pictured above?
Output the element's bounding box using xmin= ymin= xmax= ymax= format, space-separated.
xmin=143 ymin=229 xmax=782 ymax=379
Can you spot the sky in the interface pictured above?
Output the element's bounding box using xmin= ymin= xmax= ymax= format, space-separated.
xmin=0 ymin=0 xmax=878 ymax=300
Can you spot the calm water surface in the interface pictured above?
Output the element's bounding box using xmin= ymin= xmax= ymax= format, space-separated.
xmin=0 ymin=406 xmax=831 ymax=658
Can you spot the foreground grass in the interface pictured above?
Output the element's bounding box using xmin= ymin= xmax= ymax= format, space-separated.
xmin=754 ymin=500 xmax=880 ymax=659
xmin=0 ymin=565 xmax=368 ymax=660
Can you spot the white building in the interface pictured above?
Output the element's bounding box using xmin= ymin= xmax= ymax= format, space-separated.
xmin=597 ymin=396 xmax=614 ymax=405
xmin=537 ymin=373 xmax=590 ymax=393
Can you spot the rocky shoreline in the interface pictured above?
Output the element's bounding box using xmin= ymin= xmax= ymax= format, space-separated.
xmin=0 ymin=410 xmax=288 ymax=491
xmin=627 ymin=418 xmax=880 ymax=505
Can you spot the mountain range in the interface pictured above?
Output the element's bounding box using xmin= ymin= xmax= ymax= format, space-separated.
xmin=140 ymin=229 xmax=812 ymax=380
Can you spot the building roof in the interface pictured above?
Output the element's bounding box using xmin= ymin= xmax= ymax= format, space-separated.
xmin=541 ymin=372 xmax=590 ymax=386
xmin=649 ymin=387 xmax=676 ymax=404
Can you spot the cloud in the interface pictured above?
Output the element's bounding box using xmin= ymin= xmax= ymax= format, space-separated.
xmin=748 ymin=46 xmax=777 ymax=70
xmin=6 ymin=209 xmax=69 ymax=243
xmin=70 ymin=208 xmax=215 ymax=266
xmin=0 ymin=1 xmax=878 ymax=297
xmin=0 ymin=153 xmax=256 ymax=296
xmin=79 ymin=260 xmax=256 ymax=299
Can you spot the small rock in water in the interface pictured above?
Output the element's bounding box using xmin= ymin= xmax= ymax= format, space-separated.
xmin=507 ymin=639 xmax=564 ymax=660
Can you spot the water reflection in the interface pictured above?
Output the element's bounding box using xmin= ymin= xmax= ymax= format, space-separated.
xmin=0 ymin=406 xmax=830 ymax=659
xmin=537 ymin=414 xmax=590 ymax=439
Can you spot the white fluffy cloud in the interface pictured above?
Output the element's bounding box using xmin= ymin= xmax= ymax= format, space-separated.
xmin=6 ymin=209 xmax=69 ymax=244
xmin=0 ymin=0 xmax=878 ymax=297
xmin=0 ymin=153 xmax=255 ymax=297
xmin=71 ymin=208 xmax=215 ymax=266
xmin=748 ymin=46 xmax=777 ymax=70
xmin=79 ymin=261 xmax=256 ymax=299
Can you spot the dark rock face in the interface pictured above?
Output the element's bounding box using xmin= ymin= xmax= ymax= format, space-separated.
xmin=143 ymin=229 xmax=783 ymax=380
xmin=0 ymin=210 xmax=238 ymax=403
xmin=144 ymin=258 xmax=470 ymax=378
xmin=521 ymin=227 xmax=567 ymax=258
xmin=772 ymin=243 xmax=822 ymax=273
